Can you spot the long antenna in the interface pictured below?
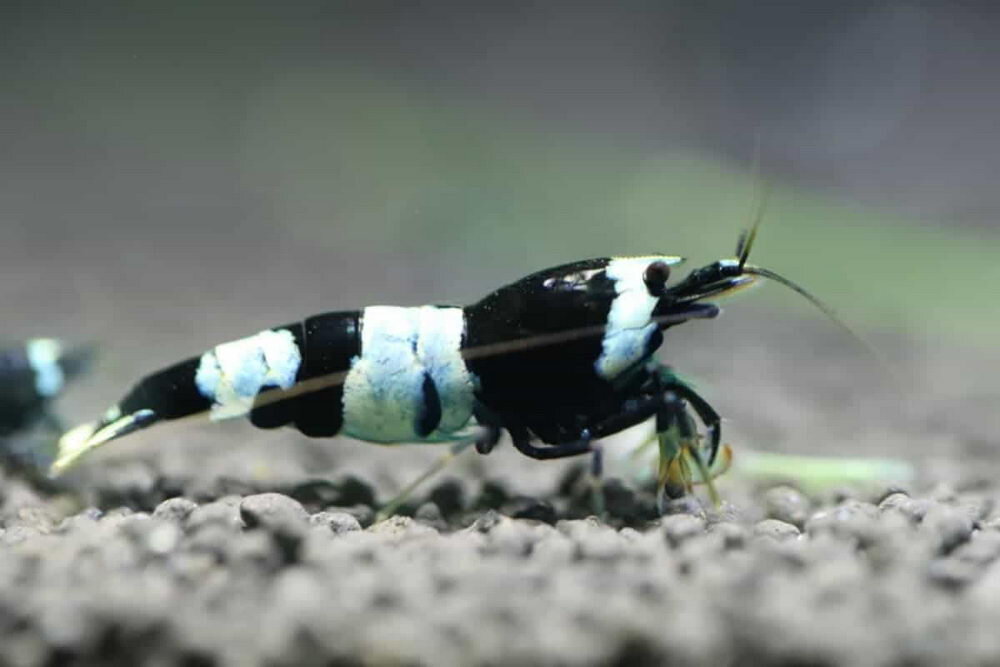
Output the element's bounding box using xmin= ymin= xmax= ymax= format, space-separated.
xmin=732 ymin=137 xmax=895 ymax=381
xmin=741 ymin=266 xmax=848 ymax=335
xmin=742 ymin=265 xmax=896 ymax=379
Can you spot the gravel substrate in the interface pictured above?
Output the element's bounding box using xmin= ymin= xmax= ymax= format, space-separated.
xmin=3 ymin=450 xmax=1000 ymax=666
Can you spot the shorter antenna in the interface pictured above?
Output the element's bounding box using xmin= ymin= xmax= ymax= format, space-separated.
xmin=736 ymin=184 xmax=771 ymax=269
xmin=736 ymin=131 xmax=768 ymax=269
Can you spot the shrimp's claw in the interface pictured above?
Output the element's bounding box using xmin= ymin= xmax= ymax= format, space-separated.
xmin=657 ymin=440 xmax=735 ymax=511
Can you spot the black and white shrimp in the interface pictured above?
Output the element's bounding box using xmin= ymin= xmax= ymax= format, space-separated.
xmin=0 ymin=339 xmax=90 ymax=437
xmin=54 ymin=221 xmax=841 ymax=505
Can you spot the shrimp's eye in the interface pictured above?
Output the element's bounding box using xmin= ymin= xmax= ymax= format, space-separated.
xmin=643 ymin=261 xmax=672 ymax=297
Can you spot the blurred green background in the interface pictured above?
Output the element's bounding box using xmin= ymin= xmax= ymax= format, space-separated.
xmin=3 ymin=2 xmax=997 ymax=346
xmin=0 ymin=2 xmax=996 ymax=470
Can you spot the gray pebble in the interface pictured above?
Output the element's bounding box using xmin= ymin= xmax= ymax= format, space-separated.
xmin=660 ymin=495 xmax=705 ymax=517
xmin=229 ymin=531 xmax=284 ymax=570
xmin=661 ymin=514 xmax=706 ymax=548
xmin=576 ymin=529 xmax=625 ymax=562
xmin=56 ymin=510 xmax=102 ymax=534
xmin=324 ymin=504 xmax=376 ymax=528
xmin=0 ymin=480 xmax=46 ymax=512
xmin=481 ymin=516 xmax=551 ymax=557
xmin=763 ymin=485 xmax=810 ymax=528
xmin=709 ymin=522 xmax=749 ymax=550
xmin=186 ymin=496 xmax=244 ymax=532
xmin=467 ymin=510 xmax=503 ymax=533
xmin=805 ymin=500 xmax=880 ymax=542
xmin=4 ymin=505 xmax=59 ymax=532
xmin=531 ymin=532 xmax=575 ymax=564
xmin=954 ymin=531 xmax=1000 ymax=566
xmin=309 ymin=511 xmax=362 ymax=534
xmin=556 ymin=517 xmax=606 ymax=539
xmin=921 ymin=505 xmax=974 ymax=555
xmin=370 ymin=515 xmax=438 ymax=537
xmin=79 ymin=507 xmax=104 ymax=521
xmin=878 ymin=492 xmax=928 ymax=523
xmin=927 ymin=557 xmax=979 ymax=591
xmin=414 ymin=501 xmax=444 ymax=524
xmin=96 ymin=509 xmax=146 ymax=533
xmin=0 ymin=525 xmax=37 ymax=545
xmin=705 ymin=500 xmax=744 ymax=525
xmin=168 ymin=551 xmax=218 ymax=584
xmin=122 ymin=518 xmax=182 ymax=556
xmin=240 ymin=494 xmax=309 ymax=533
xmin=753 ymin=519 xmax=801 ymax=541
xmin=558 ymin=518 xmax=624 ymax=560
xmin=152 ymin=497 xmax=198 ymax=523
xmin=187 ymin=523 xmax=237 ymax=561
